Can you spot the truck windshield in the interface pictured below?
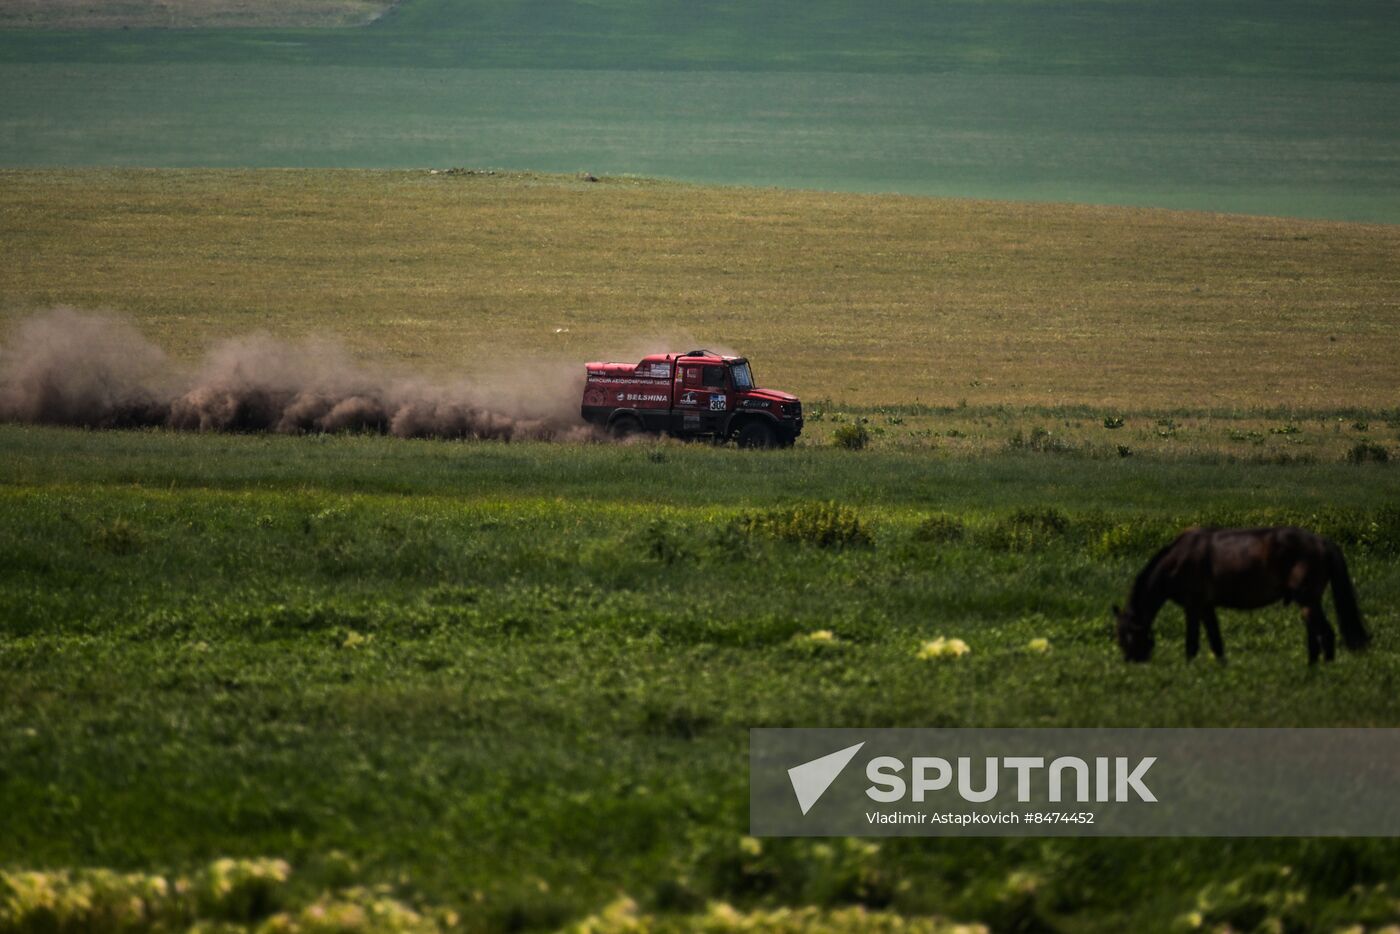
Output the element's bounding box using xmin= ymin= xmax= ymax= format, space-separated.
xmin=730 ymin=361 xmax=754 ymax=390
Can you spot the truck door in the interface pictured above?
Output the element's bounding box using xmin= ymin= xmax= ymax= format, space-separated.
xmin=673 ymin=363 xmax=729 ymax=434
xmin=699 ymin=365 xmax=731 ymax=416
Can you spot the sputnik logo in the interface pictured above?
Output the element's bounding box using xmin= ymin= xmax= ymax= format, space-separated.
xmin=787 ymin=741 xmax=865 ymax=815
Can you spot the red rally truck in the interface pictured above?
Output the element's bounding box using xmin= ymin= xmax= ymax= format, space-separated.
xmin=581 ymin=351 xmax=803 ymax=447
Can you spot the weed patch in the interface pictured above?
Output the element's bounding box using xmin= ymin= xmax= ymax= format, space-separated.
xmin=912 ymin=513 xmax=966 ymax=544
xmin=832 ymin=422 xmax=870 ymax=451
xmin=734 ymin=503 xmax=872 ymax=548
xmin=90 ymin=517 xmax=144 ymax=555
xmin=982 ymin=507 xmax=1073 ymax=552
xmin=1348 ymin=440 xmax=1390 ymax=465
xmin=1007 ymin=427 xmax=1079 ymax=455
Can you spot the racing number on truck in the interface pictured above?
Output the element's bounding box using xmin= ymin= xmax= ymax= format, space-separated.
xmin=700 ymin=366 xmax=728 ymax=412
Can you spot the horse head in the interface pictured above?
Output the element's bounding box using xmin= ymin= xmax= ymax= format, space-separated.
xmin=1113 ymin=603 xmax=1154 ymax=661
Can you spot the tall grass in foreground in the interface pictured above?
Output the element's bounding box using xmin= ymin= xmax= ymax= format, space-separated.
xmin=1 ymin=427 xmax=1398 ymax=930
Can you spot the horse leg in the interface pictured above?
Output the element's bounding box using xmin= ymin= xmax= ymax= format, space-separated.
xmin=1202 ymin=608 xmax=1226 ymax=662
xmin=1303 ymin=613 xmax=1321 ymax=665
xmin=1303 ymin=603 xmax=1336 ymax=663
xmin=1185 ymin=610 xmax=1202 ymax=661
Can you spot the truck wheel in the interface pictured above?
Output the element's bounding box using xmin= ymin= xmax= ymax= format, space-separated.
xmin=735 ymin=420 xmax=777 ymax=449
xmin=610 ymin=415 xmax=643 ymax=439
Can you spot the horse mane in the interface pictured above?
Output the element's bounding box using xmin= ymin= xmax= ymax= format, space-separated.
xmin=1130 ymin=540 xmax=1178 ymax=606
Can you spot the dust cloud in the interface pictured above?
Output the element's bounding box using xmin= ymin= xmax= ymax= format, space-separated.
xmin=0 ymin=309 xmax=595 ymax=441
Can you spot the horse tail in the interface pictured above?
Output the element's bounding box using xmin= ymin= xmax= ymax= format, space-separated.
xmin=1327 ymin=540 xmax=1370 ymax=651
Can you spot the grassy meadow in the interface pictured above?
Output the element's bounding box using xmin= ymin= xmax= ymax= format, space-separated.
xmin=3 ymin=0 xmax=1398 ymax=926
xmin=3 ymin=170 xmax=1398 ymax=413
xmin=1 ymin=169 xmax=1399 ymax=930
xmin=2 ymin=427 xmax=1400 ymax=932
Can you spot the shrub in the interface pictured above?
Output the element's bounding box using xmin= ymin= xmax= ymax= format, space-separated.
xmin=984 ymin=507 xmax=1072 ymax=552
xmin=1299 ymin=505 xmax=1400 ymax=555
xmin=917 ymin=636 xmax=970 ymax=660
xmin=832 ymin=422 xmax=870 ymax=451
xmin=0 ymin=858 xmax=458 ymax=934
xmin=787 ymin=629 xmax=849 ymax=657
xmin=0 ymin=858 xmax=295 ymax=932
xmin=91 ymin=517 xmax=143 ymax=555
xmin=1092 ymin=519 xmax=1174 ymax=557
xmin=196 ymin=857 xmax=291 ymax=922
xmin=961 ymin=870 xmax=1055 ymax=934
xmin=630 ymin=519 xmax=688 ymax=565
xmin=736 ymin=503 xmax=872 ymax=548
xmin=1007 ymin=426 xmax=1076 ymax=455
xmin=1347 ymin=441 xmax=1389 ymax=465
xmin=912 ymin=513 xmax=966 ymax=543
xmin=1182 ymin=864 xmax=1311 ymax=933
xmin=1010 ymin=506 xmax=1069 ymax=533
xmin=687 ymin=835 xmax=894 ymax=911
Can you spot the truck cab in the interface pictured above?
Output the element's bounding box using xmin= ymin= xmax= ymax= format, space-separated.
xmin=582 ymin=350 xmax=802 ymax=447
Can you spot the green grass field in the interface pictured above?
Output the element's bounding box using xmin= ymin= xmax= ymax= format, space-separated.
xmin=2 ymin=427 xmax=1399 ymax=932
xmin=4 ymin=1 xmax=1399 ymax=928
xmin=2 ymin=168 xmax=1400 ymax=931
xmin=3 ymin=171 xmax=1398 ymax=414
xmin=1 ymin=0 xmax=1397 ymax=220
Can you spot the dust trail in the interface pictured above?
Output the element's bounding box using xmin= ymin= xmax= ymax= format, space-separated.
xmin=0 ymin=309 xmax=172 ymax=428
xmin=0 ymin=309 xmax=596 ymax=441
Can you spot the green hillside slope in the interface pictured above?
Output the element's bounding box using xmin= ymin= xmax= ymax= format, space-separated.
xmin=0 ymin=0 xmax=1396 ymax=220
xmin=2 ymin=0 xmax=1396 ymax=78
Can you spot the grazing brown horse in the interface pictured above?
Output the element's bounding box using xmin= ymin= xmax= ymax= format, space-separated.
xmin=1114 ymin=526 xmax=1369 ymax=664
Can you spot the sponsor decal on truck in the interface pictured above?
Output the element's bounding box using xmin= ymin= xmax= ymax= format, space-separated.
xmin=589 ymin=376 xmax=670 ymax=387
